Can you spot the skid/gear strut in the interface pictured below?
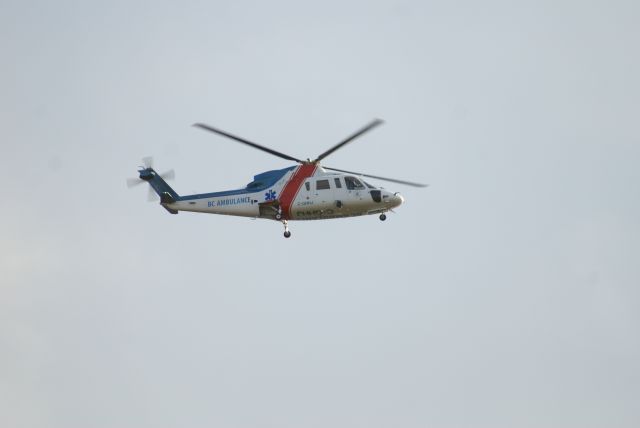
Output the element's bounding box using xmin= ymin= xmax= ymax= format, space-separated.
xmin=282 ymin=220 xmax=291 ymax=238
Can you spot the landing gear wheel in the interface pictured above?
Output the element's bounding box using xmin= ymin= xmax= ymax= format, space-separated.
xmin=379 ymin=213 xmax=387 ymax=221
xmin=281 ymin=219 xmax=291 ymax=238
xmin=275 ymin=213 xmax=282 ymax=220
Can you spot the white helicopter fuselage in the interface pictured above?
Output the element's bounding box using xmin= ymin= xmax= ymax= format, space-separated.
xmin=131 ymin=119 xmax=426 ymax=237
xmin=164 ymin=165 xmax=404 ymax=221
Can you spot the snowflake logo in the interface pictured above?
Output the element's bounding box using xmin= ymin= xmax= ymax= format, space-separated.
xmin=264 ymin=189 xmax=277 ymax=201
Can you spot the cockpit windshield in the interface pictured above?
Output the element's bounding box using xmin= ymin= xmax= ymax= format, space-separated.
xmin=345 ymin=176 xmax=365 ymax=190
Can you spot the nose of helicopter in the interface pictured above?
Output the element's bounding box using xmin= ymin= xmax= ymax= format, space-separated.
xmin=392 ymin=192 xmax=404 ymax=207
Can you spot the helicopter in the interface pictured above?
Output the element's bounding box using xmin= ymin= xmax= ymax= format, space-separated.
xmin=127 ymin=119 xmax=427 ymax=238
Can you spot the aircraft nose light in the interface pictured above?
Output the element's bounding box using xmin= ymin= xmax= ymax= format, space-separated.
xmin=394 ymin=192 xmax=404 ymax=205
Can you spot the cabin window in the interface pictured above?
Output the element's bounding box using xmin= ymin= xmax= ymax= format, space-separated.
xmin=305 ymin=182 xmax=311 ymax=191
xmin=316 ymin=179 xmax=330 ymax=190
xmin=334 ymin=178 xmax=342 ymax=188
xmin=344 ymin=176 xmax=365 ymax=190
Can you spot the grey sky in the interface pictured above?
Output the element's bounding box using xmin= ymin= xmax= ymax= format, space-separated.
xmin=2 ymin=0 xmax=639 ymax=427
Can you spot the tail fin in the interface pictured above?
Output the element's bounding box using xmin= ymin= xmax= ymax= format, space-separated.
xmin=139 ymin=168 xmax=179 ymax=210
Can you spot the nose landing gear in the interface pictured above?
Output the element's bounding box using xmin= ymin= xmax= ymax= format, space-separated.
xmin=379 ymin=213 xmax=387 ymax=221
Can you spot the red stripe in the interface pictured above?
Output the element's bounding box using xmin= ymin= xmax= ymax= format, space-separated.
xmin=279 ymin=164 xmax=317 ymax=219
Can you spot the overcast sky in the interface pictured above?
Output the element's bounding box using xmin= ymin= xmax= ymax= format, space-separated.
xmin=2 ymin=1 xmax=639 ymax=427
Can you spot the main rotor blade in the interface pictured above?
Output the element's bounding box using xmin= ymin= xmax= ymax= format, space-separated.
xmin=324 ymin=166 xmax=428 ymax=188
xmin=193 ymin=123 xmax=304 ymax=163
xmin=313 ymin=119 xmax=384 ymax=163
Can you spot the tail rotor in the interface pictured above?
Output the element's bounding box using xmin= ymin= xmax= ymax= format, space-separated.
xmin=142 ymin=156 xmax=154 ymax=169
xmin=126 ymin=157 xmax=175 ymax=202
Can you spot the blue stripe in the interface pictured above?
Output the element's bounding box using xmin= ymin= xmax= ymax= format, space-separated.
xmin=177 ymin=165 xmax=295 ymax=201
